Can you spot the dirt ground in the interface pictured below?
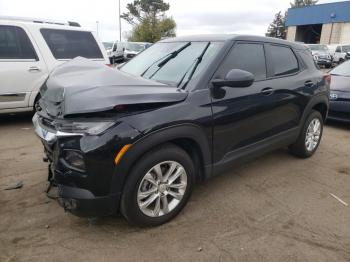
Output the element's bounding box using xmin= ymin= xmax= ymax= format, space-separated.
xmin=0 ymin=113 xmax=350 ymax=262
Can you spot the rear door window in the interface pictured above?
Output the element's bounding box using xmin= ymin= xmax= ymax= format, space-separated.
xmin=40 ymin=29 xmax=103 ymax=59
xmin=267 ymin=45 xmax=299 ymax=76
xmin=0 ymin=25 xmax=37 ymax=60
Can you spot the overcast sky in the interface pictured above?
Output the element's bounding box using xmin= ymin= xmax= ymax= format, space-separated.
xmin=0 ymin=0 xmax=344 ymax=42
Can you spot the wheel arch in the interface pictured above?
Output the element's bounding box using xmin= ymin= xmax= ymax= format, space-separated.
xmin=312 ymin=102 xmax=328 ymax=121
xmin=301 ymin=94 xmax=329 ymax=125
xmin=110 ymin=124 xmax=212 ymax=194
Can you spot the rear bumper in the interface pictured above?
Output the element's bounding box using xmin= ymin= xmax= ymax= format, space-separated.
xmin=57 ymin=185 xmax=121 ymax=217
xmin=328 ymin=100 xmax=350 ymax=122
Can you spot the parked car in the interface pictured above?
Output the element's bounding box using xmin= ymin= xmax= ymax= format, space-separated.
xmin=0 ymin=16 xmax=110 ymax=114
xmin=123 ymin=42 xmax=151 ymax=60
xmin=307 ymin=44 xmax=333 ymax=68
xmin=33 ymin=35 xmax=330 ymax=226
xmin=332 ymin=44 xmax=350 ymax=64
xmin=328 ymin=60 xmax=350 ymax=122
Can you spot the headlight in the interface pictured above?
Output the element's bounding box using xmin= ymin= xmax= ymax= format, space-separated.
xmin=55 ymin=121 xmax=115 ymax=135
xmin=63 ymin=150 xmax=85 ymax=171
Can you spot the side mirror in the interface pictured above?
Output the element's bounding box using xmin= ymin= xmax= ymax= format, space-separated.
xmin=212 ymin=69 xmax=255 ymax=88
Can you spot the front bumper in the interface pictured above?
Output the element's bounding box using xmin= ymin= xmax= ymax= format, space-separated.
xmin=58 ymin=185 xmax=120 ymax=217
xmin=317 ymin=59 xmax=332 ymax=66
xmin=33 ymin=113 xmax=140 ymax=217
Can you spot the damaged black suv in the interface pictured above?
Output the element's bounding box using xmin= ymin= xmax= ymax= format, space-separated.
xmin=33 ymin=35 xmax=330 ymax=226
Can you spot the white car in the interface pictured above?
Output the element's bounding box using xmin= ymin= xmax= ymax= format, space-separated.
xmin=330 ymin=44 xmax=350 ymax=63
xmin=0 ymin=16 xmax=109 ymax=114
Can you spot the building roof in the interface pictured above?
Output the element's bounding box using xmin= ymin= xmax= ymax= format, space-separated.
xmin=286 ymin=1 xmax=350 ymax=26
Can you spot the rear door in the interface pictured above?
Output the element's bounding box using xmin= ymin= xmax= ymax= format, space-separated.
xmin=264 ymin=43 xmax=309 ymax=129
xmin=0 ymin=25 xmax=48 ymax=110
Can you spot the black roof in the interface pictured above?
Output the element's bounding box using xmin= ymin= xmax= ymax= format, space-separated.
xmin=160 ymin=34 xmax=307 ymax=50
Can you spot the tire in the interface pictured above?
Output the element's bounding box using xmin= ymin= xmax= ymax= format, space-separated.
xmin=33 ymin=94 xmax=41 ymax=112
xmin=120 ymin=143 xmax=195 ymax=227
xmin=289 ymin=110 xmax=323 ymax=158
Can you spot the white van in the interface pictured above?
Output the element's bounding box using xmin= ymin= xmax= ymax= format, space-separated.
xmin=0 ymin=16 xmax=109 ymax=114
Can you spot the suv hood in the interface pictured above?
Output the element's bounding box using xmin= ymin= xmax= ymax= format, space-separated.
xmin=312 ymin=50 xmax=329 ymax=56
xmin=40 ymin=57 xmax=188 ymax=117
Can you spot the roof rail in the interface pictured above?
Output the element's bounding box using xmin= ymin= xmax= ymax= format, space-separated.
xmin=0 ymin=16 xmax=80 ymax=27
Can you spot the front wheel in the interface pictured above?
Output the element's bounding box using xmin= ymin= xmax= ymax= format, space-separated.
xmin=120 ymin=143 xmax=194 ymax=227
xmin=289 ymin=110 xmax=323 ymax=158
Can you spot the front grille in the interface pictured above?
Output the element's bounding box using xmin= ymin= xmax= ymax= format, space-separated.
xmin=39 ymin=116 xmax=56 ymax=130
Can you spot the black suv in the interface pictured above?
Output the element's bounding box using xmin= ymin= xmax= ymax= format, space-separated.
xmin=33 ymin=35 xmax=330 ymax=226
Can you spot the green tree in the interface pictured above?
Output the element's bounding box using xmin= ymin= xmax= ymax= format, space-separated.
xmin=290 ymin=0 xmax=318 ymax=8
xmin=266 ymin=11 xmax=286 ymax=39
xmin=121 ymin=0 xmax=176 ymax=43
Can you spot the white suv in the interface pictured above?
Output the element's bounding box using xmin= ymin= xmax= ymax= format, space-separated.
xmin=0 ymin=16 xmax=109 ymax=114
xmin=331 ymin=44 xmax=350 ymax=63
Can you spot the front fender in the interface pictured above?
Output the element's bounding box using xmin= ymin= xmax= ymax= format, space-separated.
xmin=110 ymin=123 xmax=212 ymax=194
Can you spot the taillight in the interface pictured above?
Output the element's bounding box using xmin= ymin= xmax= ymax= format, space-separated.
xmin=324 ymin=73 xmax=331 ymax=89
xmin=114 ymin=105 xmax=126 ymax=112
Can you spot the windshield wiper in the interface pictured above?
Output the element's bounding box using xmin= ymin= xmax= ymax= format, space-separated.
xmin=178 ymin=42 xmax=211 ymax=89
xmin=140 ymin=42 xmax=191 ymax=77
xmin=148 ymin=42 xmax=192 ymax=79
xmin=158 ymin=42 xmax=191 ymax=67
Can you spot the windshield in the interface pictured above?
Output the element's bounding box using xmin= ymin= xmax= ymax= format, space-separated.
xmin=103 ymin=42 xmax=113 ymax=50
xmin=330 ymin=60 xmax=350 ymax=77
xmin=342 ymin=45 xmax=350 ymax=53
xmin=120 ymin=41 xmax=223 ymax=86
xmin=309 ymin=45 xmax=328 ymax=51
xmin=126 ymin=43 xmax=146 ymax=52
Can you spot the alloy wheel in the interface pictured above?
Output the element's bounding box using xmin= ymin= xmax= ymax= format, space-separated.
xmin=305 ymin=118 xmax=321 ymax=152
xmin=137 ymin=161 xmax=187 ymax=217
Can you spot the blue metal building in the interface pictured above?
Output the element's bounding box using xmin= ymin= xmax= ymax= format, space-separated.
xmin=286 ymin=1 xmax=350 ymax=44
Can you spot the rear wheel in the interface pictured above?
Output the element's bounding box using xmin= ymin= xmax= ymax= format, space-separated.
xmin=289 ymin=110 xmax=323 ymax=158
xmin=120 ymin=143 xmax=194 ymax=226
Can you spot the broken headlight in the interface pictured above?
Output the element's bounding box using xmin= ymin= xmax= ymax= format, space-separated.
xmin=55 ymin=121 xmax=115 ymax=135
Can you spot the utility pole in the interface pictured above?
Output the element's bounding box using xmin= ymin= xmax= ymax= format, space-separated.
xmin=118 ymin=0 xmax=122 ymax=41
xmin=96 ymin=21 xmax=99 ymax=37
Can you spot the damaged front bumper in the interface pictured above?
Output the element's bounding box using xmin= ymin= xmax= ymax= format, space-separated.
xmin=33 ymin=113 xmax=140 ymax=217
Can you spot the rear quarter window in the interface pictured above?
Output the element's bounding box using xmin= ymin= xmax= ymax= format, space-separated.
xmin=40 ymin=29 xmax=103 ymax=59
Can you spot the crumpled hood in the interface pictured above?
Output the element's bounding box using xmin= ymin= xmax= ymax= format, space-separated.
xmin=41 ymin=57 xmax=188 ymax=117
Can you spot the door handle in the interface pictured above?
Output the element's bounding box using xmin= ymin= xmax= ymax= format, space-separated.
xmin=28 ymin=66 xmax=41 ymax=72
xmin=304 ymin=80 xmax=314 ymax=87
xmin=261 ymin=87 xmax=274 ymax=96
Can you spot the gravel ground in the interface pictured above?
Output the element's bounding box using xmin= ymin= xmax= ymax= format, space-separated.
xmin=0 ymin=113 xmax=350 ymax=262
